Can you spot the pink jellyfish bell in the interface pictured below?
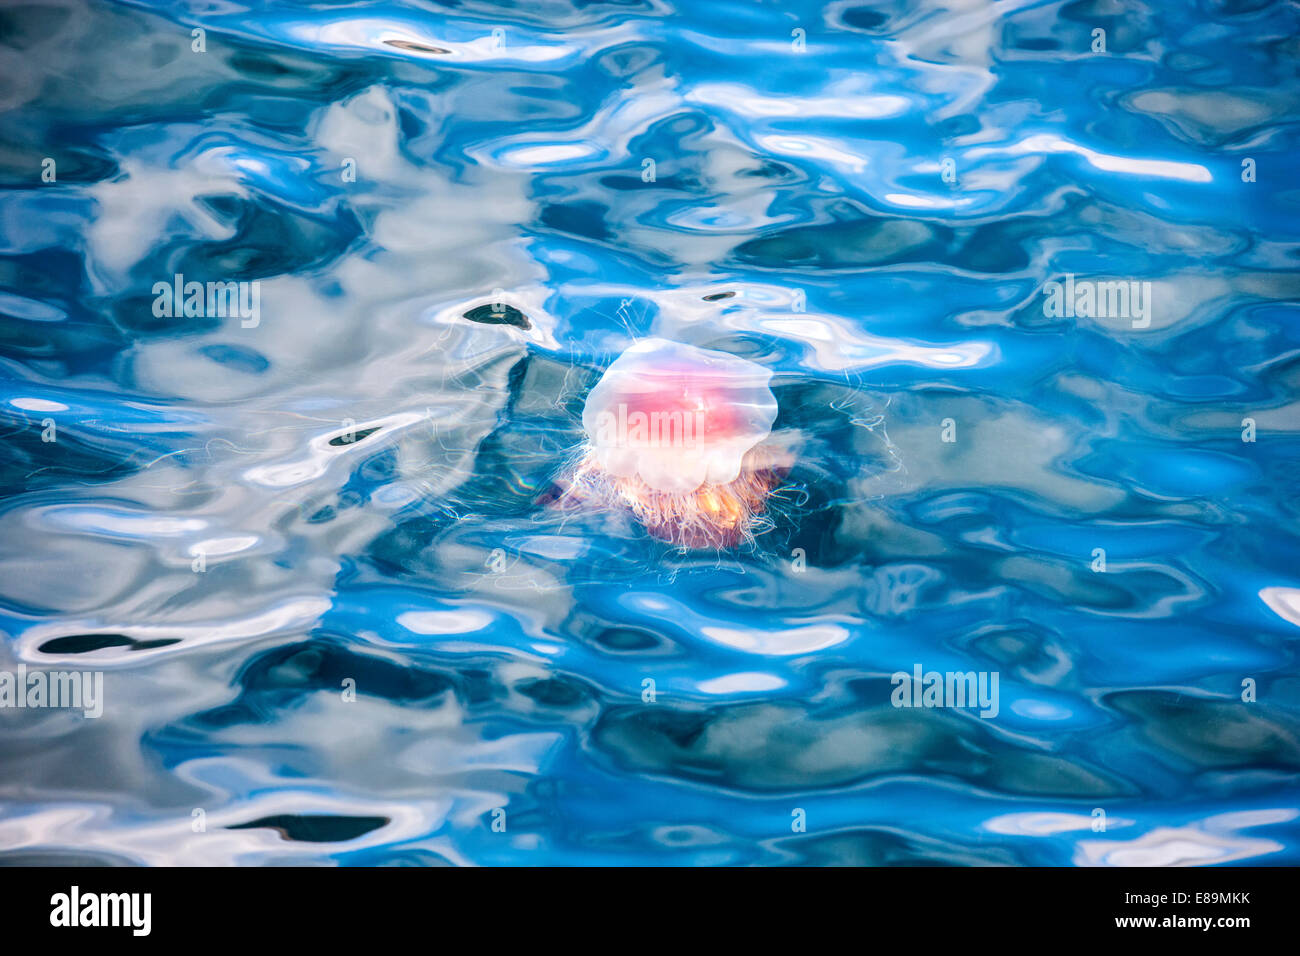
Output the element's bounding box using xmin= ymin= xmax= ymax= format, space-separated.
xmin=562 ymin=338 xmax=788 ymax=548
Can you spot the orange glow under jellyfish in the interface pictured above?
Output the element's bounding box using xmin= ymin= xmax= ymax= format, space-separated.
xmin=562 ymin=338 xmax=789 ymax=549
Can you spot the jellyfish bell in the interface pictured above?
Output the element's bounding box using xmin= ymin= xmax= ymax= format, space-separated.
xmin=582 ymin=338 xmax=778 ymax=493
xmin=563 ymin=338 xmax=789 ymax=549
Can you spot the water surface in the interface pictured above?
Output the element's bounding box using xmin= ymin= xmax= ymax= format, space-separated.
xmin=0 ymin=0 xmax=1298 ymax=866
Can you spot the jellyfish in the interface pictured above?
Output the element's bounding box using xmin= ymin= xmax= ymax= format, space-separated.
xmin=559 ymin=338 xmax=789 ymax=548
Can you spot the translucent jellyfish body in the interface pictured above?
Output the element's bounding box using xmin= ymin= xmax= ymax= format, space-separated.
xmin=564 ymin=338 xmax=787 ymax=548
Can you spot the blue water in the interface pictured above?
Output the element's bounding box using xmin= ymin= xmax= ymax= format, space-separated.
xmin=1 ymin=0 xmax=1298 ymax=866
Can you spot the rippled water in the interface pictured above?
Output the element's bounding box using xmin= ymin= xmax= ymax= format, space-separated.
xmin=1 ymin=0 xmax=1298 ymax=866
